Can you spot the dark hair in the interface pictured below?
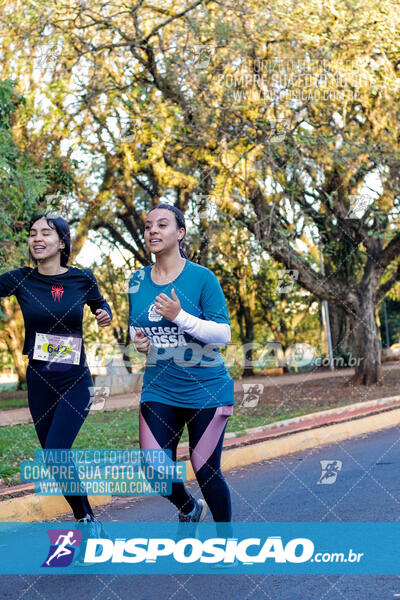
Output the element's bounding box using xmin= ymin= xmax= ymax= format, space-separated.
xmin=28 ymin=214 xmax=71 ymax=267
xmin=147 ymin=203 xmax=187 ymax=258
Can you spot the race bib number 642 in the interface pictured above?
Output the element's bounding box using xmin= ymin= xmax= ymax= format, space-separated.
xmin=33 ymin=333 xmax=82 ymax=365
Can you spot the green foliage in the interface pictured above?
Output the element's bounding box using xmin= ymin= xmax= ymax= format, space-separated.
xmin=1 ymin=0 xmax=400 ymax=382
xmin=0 ymin=81 xmax=45 ymax=268
xmin=0 ymin=80 xmax=79 ymax=270
xmin=42 ymin=157 xmax=76 ymax=195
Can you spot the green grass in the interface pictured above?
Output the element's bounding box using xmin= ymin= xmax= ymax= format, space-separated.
xmin=0 ymin=382 xmax=28 ymax=410
xmin=0 ymin=408 xmax=142 ymax=486
xmin=0 ymin=397 xmax=28 ymax=410
xmin=0 ymin=403 xmax=337 ymax=487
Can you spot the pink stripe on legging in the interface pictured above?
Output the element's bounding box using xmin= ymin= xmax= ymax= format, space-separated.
xmin=139 ymin=407 xmax=161 ymax=450
xmin=139 ymin=406 xmax=178 ymax=474
xmin=190 ymin=405 xmax=233 ymax=473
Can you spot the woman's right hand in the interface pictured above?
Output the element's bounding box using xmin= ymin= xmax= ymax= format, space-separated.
xmin=134 ymin=330 xmax=151 ymax=354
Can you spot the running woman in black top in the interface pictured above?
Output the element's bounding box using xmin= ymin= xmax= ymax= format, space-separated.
xmin=0 ymin=214 xmax=112 ymax=533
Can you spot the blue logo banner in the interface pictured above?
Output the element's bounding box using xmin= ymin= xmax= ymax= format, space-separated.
xmin=0 ymin=522 xmax=399 ymax=574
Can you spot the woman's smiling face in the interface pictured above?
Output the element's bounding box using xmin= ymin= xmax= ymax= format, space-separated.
xmin=28 ymin=217 xmax=64 ymax=263
xmin=144 ymin=208 xmax=184 ymax=255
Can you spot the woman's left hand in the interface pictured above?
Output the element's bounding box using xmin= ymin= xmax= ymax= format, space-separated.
xmin=154 ymin=288 xmax=181 ymax=321
xmin=95 ymin=309 xmax=112 ymax=327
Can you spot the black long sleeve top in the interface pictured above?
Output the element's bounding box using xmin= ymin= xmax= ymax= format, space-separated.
xmin=0 ymin=266 xmax=112 ymax=365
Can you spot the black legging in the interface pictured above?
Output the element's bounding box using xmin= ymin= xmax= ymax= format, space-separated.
xmin=26 ymin=359 xmax=94 ymax=520
xmin=139 ymin=401 xmax=232 ymax=521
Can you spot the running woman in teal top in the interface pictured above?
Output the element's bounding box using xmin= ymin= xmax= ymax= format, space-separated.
xmin=129 ymin=204 xmax=234 ymax=525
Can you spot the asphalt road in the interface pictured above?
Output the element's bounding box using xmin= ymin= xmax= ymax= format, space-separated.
xmin=3 ymin=425 xmax=400 ymax=599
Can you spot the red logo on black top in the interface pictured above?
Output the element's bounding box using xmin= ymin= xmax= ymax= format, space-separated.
xmin=51 ymin=285 xmax=64 ymax=302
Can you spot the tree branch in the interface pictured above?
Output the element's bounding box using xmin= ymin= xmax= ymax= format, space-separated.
xmin=377 ymin=260 xmax=400 ymax=302
xmin=380 ymin=232 xmax=400 ymax=268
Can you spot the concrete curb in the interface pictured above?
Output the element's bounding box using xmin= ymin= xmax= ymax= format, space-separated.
xmin=179 ymin=394 xmax=400 ymax=449
xmin=217 ymin=405 xmax=400 ymax=474
xmin=182 ymin=396 xmax=400 ymax=479
xmin=2 ymin=395 xmax=400 ymax=522
xmin=0 ymin=493 xmax=111 ymax=522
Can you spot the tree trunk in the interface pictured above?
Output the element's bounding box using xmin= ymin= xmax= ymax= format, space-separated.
xmin=349 ymin=292 xmax=383 ymax=386
xmin=328 ymin=303 xmax=354 ymax=360
xmin=237 ymin=298 xmax=255 ymax=378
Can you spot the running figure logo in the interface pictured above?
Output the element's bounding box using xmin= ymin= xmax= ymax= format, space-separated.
xmin=317 ymin=460 xmax=343 ymax=485
xmin=51 ymin=285 xmax=64 ymax=302
xmin=42 ymin=529 xmax=82 ymax=567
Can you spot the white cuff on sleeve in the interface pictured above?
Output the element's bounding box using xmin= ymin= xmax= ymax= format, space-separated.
xmin=172 ymin=309 xmax=231 ymax=345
